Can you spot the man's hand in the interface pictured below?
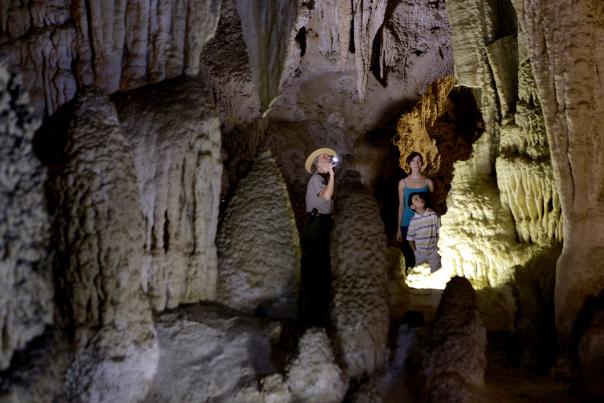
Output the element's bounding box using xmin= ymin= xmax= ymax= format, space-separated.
xmin=396 ymin=228 xmax=402 ymax=242
xmin=328 ymin=163 xmax=335 ymax=176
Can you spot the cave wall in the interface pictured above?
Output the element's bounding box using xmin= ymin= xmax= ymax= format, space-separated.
xmin=0 ymin=63 xmax=52 ymax=371
xmin=443 ymin=0 xmax=604 ymax=371
xmin=513 ymin=0 xmax=604 ymax=349
xmin=0 ymin=0 xmax=221 ymax=116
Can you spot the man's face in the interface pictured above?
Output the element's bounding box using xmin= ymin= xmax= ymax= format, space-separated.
xmin=410 ymin=194 xmax=425 ymax=210
xmin=316 ymin=154 xmax=333 ymax=172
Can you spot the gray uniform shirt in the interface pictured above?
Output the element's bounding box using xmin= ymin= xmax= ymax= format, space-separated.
xmin=305 ymin=173 xmax=333 ymax=214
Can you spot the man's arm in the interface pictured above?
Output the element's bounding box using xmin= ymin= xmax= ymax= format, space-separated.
xmin=408 ymin=240 xmax=416 ymax=252
xmin=319 ymin=165 xmax=335 ymax=200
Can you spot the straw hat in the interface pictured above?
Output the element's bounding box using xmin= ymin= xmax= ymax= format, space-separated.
xmin=305 ymin=147 xmax=336 ymax=174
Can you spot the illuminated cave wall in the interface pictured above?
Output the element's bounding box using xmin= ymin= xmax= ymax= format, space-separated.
xmin=440 ymin=1 xmax=604 ymax=360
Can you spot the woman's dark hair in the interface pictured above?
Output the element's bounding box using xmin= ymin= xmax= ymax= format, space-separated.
xmin=406 ymin=151 xmax=424 ymax=165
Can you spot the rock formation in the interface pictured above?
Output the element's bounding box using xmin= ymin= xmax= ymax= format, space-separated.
xmin=514 ymin=0 xmax=604 ymax=351
xmin=0 ymin=61 xmax=53 ymax=370
xmin=217 ymin=150 xmax=300 ymax=318
xmin=200 ymin=0 xmax=260 ymax=133
xmin=235 ymin=0 xmax=302 ymax=111
xmin=113 ymin=77 xmax=222 ymax=312
xmin=146 ymin=305 xmax=277 ymax=402
xmin=285 ymin=328 xmax=348 ymax=403
xmin=51 ymin=92 xmax=158 ymax=402
xmin=0 ymin=0 xmax=222 ymax=116
xmin=331 ymin=171 xmax=389 ymax=378
xmin=422 ymin=276 xmax=488 ymax=402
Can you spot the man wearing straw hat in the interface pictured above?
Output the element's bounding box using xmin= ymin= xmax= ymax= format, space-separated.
xmin=300 ymin=147 xmax=337 ymax=326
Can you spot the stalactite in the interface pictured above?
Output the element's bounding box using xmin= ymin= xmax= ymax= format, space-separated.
xmin=351 ymin=0 xmax=387 ymax=100
xmin=235 ymin=0 xmax=300 ymax=111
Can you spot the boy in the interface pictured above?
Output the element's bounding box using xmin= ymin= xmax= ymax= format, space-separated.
xmin=406 ymin=192 xmax=441 ymax=272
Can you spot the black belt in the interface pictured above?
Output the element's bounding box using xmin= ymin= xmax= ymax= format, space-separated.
xmin=306 ymin=212 xmax=332 ymax=217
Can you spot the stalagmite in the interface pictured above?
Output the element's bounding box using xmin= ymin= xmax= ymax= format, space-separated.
xmin=331 ymin=171 xmax=389 ymax=377
xmin=52 ymin=92 xmax=158 ymax=402
xmin=422 ymin=277 xmax=488 ymax=402
xmin=113 ymin=77 xmax=222 ymax=312
xmin=217 ymin=150 xmax=300 ymax=317
xmin=285 ymin=328 xmax=348 ymax=403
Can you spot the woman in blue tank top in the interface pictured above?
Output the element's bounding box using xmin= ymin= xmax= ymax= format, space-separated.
xmin=396 ymin=151 xmax=434 ymax=267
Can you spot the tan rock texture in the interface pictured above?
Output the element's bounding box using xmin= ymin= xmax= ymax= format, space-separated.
xmin=331 ymin=171 xmax=389 ymax=378
xmin=422 ymin=277 xmax=488 ymax=402
xmin=515 ymin=0 xmax=604 ymax=347
xmin=285 ymin=328 xmax=348 ymax=403
xmin=51 ymin=91 xmax=158 ymax=402
xmin=0 ymin=63 xmax=53 ymax=370
xmin=0 ymin=0 xmax=221 ymax=116
xmin=113 ymin=77 xmax=222 ymax=312
xmin=217 ymin=150 xmax=300 ymax=317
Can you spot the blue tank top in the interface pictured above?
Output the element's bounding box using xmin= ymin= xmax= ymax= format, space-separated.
xmin=401 ymin=178 xmax=429 ymax=227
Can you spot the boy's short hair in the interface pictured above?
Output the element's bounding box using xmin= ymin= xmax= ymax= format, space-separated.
xmin=406 ymin=151 xmax=424 ymax=165
xmin=408 ymin=191 xmax=426 ymax=207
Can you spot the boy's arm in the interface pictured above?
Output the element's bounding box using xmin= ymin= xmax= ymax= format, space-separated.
xmin=407 ymin=219 xmax=416 ymax=252
xmin=436 ymin=214 xmax=440 ymax=236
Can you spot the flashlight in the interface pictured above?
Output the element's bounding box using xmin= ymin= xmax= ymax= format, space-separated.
xmin=331 ymin=155 xmax=339 ymax=166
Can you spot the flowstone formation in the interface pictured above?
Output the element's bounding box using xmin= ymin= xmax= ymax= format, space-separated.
xmin=113 ymin=77 xmax=222 ymax=312
xmin=217 ymin=151 xmax=300 ymax=318
xmin=330 ymin=171 xmax=389 ymax=378
xmin=0 ymin=63 xmax=52 ymax=370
